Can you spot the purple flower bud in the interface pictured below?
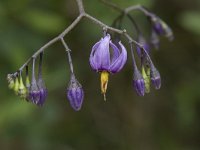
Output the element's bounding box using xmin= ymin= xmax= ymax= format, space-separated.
xmin=29 ymin=81 xmax=40 ymax=104
xmin=89 ymin=34 xmax=127 ymax=74
xmin=150 ymin=15 xmax=174 ymax=41
xmin=133 ymin=68 xmax=145 ymax=96
xmin=67 ymin=75 xmax=84 ymax=111
xmin=136 ymin=35 xmax=150 ymax=57
xmin=36 ymin=52 xmax=48 ymax=106
xmin=29 ymin=58 xmax=40 ymax=104
xmin=37 ymin=79 xmax=48 ymax=106
xmin=150 ymin=65 xmax=161 ymax=89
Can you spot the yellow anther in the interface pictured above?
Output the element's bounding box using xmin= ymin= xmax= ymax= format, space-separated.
xmin=100 ymin=71 xmax=109 ymax=101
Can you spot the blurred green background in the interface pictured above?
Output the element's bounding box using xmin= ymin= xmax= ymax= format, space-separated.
xmin=1 ymin=0 xmax=200 ymax=149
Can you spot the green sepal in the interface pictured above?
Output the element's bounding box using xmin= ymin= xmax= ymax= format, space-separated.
xmin=14 ymin=77 xmax=19 ymax=95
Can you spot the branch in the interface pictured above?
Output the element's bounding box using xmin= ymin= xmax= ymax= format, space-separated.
xmin=13 ymin=0 xmax=150 ymax=76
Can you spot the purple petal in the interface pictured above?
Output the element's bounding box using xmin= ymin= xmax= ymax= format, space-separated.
xmin=93 ymin=34 xmax=111 ymax=70
xmin=109 ymin=42 xmax=127 ymax=73
xmin=133 ymin=79 xmax=145 ymax=96
xmin=67 ymin=87 xmax=84 ymax=111
xmin=89 ymin=41 xmax=101 ymax=71
xmin=110 ymin=41 xmax=120 ymax=63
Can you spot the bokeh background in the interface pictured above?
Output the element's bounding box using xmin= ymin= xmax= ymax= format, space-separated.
xmin=0 ymin=0 xmax=200 ymax=149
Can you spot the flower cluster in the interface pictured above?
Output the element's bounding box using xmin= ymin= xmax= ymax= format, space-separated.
xmin=7 ymin=52 xmax=48 ymax=106
xmin=7 ymin=4 xmax=173 ymax=111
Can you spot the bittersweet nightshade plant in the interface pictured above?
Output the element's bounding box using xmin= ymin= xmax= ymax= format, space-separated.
xmin=7 ymin=0 xmax=173 ymax=111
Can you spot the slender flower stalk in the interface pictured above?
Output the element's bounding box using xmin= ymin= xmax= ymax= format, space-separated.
xmin=24 ymin=66 xmax=31 ymax=101
xmin=61 ymin=38 xmax=84 ymax=111
xmin=130 ymin=43 xmax=145 ymax=96
xmin=37 ymin=52 xmax=48 ymax=106
xmin=29 ymin=58 xmax=40 ymax=104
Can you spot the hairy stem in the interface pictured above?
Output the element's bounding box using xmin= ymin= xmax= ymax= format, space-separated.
xmin=61 ymin=38 xmax=74 ymax=74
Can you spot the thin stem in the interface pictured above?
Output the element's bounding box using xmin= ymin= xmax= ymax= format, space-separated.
xmin=76 ymin=0 xmax=85 ymax=14
xmin=32 ymin=58 xmax=36 ymax=83
xmin=84 ymin=13 xmax=125 ymax=34
xmin=126 ymin=14 xmax=141 ymax=35
xmin=26 ymin=65 xmax=28 ymax=77
xmin=130 ymin=43 xmax=137 ymax=69
xmin=17 ymin=15 xmax=83 ymax=73
xmin=61 ymin=38 xmax=74 ymax=74
xmin=13 ymin=0 xmax=152 ymax=76
xmin=38 ymin=52 xmax=43 ymax=79
xmin=125 ymin=5 xmax=153 ymax=17
xmin=99 ymin=0 xmax=147 ymax=35
xmin=99 ymin=0 xmax=123 ymax=12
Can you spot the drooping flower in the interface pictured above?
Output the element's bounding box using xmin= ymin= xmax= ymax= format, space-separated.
xmin=133 ymin=68 xmax=145 ymax=96
xmin=37 ymin=52 xmax=48 ymax=106
xmin=89 ymin=34 xmax=127 ymax=99
xmin=29 ymin=58 xmax=40 ymax=104
xmin=14 ymin=76 xmax=19 ymax=95
xmin=18 ymin=72 xmax=27 ymax=99
xmin=149 ymin=15 xmax=174 ymax=41
xmin=150 ymin=64 xmax=161 ymax=90
xmin=7 ymin=74 xmax=15 ymax=90
xmin=67 ymin=74 xmax=84 ymax=111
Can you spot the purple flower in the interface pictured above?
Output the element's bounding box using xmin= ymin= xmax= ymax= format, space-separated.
xmin=150 ymin=65 xmax=161 ymax=89
xmin=150 ymin=15 xmax=174 ymax=41
xmin=136 ymin=35 xmax=150 ymax=57
xmin=89 ymin=34 xmax=127 ymax=98
xmin=133 ymin=68 xmax=145 ymax=96
xmin=90 ymin=34 xmax=127 ymax=73
xmin=67 ymin=74 xmax=84 ymax=111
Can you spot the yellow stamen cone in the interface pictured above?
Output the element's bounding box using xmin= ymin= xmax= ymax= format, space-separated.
xmin=100 ymin=71 xmax=109 ymax=101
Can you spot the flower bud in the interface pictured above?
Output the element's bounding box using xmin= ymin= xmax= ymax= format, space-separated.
xmin=142 ymin=66 xmax=151 ymax=93
xmin=150 ymin=65 xmax=161 ymax=89
xmin=14 ymin=77 xmax=19 ymax=95
xmin=67 ymin=75 xmax=84 ymax=111
xmin=150 ymin=15 xmax=174 ymax=41
xmin=18 ymin=74 xmax=27 ymax=99
xmin=29 ymin=81 xmax=40 ymax=104
xmin=133 ymin=68 xmax=145 ymax=96
xmin=7 ymin=74 xmax=15 ymax=90
xmin=37 ymin=78 xmax=48 ymax=106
